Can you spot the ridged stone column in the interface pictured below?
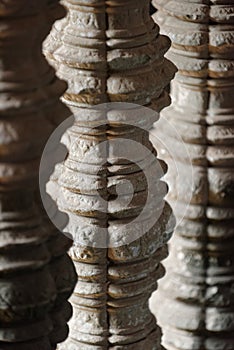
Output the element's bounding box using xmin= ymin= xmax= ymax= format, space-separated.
xmin=0 ymin=1 xmax=76 ymax=349
xmin=44 ymin=0 xmax=176 ymax=348
xmin=151 ymin=1 xmax=234 ymax=349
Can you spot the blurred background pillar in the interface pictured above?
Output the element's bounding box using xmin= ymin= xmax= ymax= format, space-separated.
xmin=0 ymin=1 xmax=76 ymax=349
xmin=150 ymin=1 xmax=234 ymax=349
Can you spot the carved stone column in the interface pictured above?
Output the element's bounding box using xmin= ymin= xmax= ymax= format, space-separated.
xmin=44 ymin=0 xmax=176 ymax=348
xmin=151 ymin=1 xmax=234 ymax=349
xmin=0 ymin=1 xmax=76 ymax=349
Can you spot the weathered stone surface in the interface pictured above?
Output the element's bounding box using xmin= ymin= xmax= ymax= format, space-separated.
xmin=151 ymin=1 xmax=234 ymax=349
xmin=44 ymin=0 xmax=176 ymax=348
xmin=0 ymin=1 xmax=76 ymax=349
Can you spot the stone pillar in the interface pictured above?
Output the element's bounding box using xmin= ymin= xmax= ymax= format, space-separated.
xmin=0 ymin=1 xmax=76 ymax=349
xmin=151 ymin=1 xmax=234 ymax=349
xmin=44 ymin=0 xmax=176 ymax=348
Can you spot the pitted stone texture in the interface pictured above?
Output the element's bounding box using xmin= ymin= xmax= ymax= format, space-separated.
xmin=0 ymin=1 xmax=76 ymax=349
xmin=45 ymin=0 xmax=176 ymax=348
xmin=151 ymin=1 xmax=234 ymax=348
xmin=154 ymin=1 xmax=234 ymax=77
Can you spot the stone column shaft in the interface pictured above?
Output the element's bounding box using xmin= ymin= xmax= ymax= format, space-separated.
xmin=44 ymin=0 xmax=176 ymax=349
xmin=151 ymin=1 xmax=234 ymax=349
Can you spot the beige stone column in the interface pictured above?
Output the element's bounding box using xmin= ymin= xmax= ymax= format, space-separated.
xmin=44 ymin=0 xmax=176 ymax=348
